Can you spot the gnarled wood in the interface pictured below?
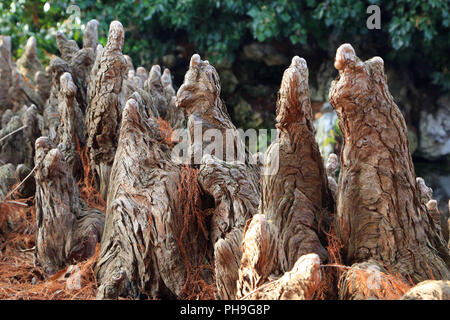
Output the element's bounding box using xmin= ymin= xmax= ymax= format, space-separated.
xmin=56 ymin=73 xmax=81 ymax=176
xmin=56 ymin=32 xmax=80 ymax=63
xmin=214 ymin=227 xmax=243 ymax=299
xmin=177 ymin=54 xmax=259 ymax=183
xmin=261 ymin=56 xmax=331 ymax=271
xmin=83 ymin=19 xmax=99 ymax=51
xmin=0 ymin=163 xmax=15 ymax=201
xmin=145 ymin=65 xmax=169 ymax=119
xmin=161 ymin=68 xmax=184 ymax=128
xmin=43 ymin=57 xmax=71 ymax=142
xmin=198 ymin=154 xmax=259 ymax=245
xmin=35 ymin=71 xmax=104 ymax=274
xmin=329 ymin=44 xmax=450 ymax=281
xmin=236 ymin=214 xmax=280 ymax=299
xmin=241 ymin=253 xmax=321 ymax=300
xmin=401 ymin=280 xmax=450 ymax=300
xmin=95 ymin=98 xmax=206 ymax=299
xmin=0 ymin=36 xmax=13 ymax=111
xmin=326 ymin=153 xmax=339 ymax=201
xmin=0 ymin=116 xmax=24 ymax=165
xmin=16 ymin=37 xmax=44 ymax=87
xmin=86 ymin=21 xmax=128 ymax=200
xmin=23 ymin=104 xmax=40 ymax=169
xmin=236 ymin=214 xmax=321 ymax=300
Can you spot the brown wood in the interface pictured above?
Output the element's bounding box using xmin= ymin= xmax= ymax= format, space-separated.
xmin=34 ymin=72 xmax=104 ymax=274
xmin=329 ymin=44 xmax=450 ymax=282
xmin=86 ymin=21 xmax=128 ymax=200
xmin=260 ymin=56 xmax=332 ymax=271
xmin=95 ymin=98 xmax=207 ymax=299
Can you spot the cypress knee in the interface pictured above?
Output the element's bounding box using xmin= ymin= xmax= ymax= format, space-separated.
xmin=329 ymin=43 xmax=450 ymax=281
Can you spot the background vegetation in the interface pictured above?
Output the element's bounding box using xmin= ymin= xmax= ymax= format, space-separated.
xmin=0 ymin=0 xmax=449 ymax=90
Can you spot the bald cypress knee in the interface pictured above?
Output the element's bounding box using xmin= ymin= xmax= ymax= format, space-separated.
xmin=329 ymin=44 xmax=450 ymax=282
xmin=261 ymin=56 xmax=332 ymax=271
xmin=86 ymin=21 xmax=128 ymax=200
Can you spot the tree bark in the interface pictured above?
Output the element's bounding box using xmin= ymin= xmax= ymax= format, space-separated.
xmin=95 ymin=98 xmax=208 ymax=299
xmin=161 ymin=68 xmax=184 ymax=128
xmin=145 ymin=65 xmax=169 ymax=119
xmin=236 ymin=214 xmax=322 ymax=300
xmin=23 ymin=104 xmax=40 ymax=169
xmin=43 ymin=57 xmax=71 ymax=142
xmin=0 ymin=36 xmax=13 ymax=112
xmin=86 ymin=21 xmax=128 ymax=200
xmin=260 ymin=56 xmax=332 ymax=271
xmin=329 ymin=43 xmax=450 ymax=282
xmin=176 ymin=54 xmax=259 ymax=183
xmin=401 ymin=280 xmax=450 ymax=300
xmin=214 ymin=227 xmax=243 ymax=299
xmin=0 ymin=115 xmax=24 ymax=165
xmin=16 ymin=37 xmax=45 ymax=87
xmin=35 ymin=72 xmax=104 ymax=274
xmin=83 ymin=20 xmax=99 ymax=51
xmin=176 ymin=54 xmax=261 ymax=299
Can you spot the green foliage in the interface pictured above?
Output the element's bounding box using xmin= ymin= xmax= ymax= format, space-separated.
xmin=0 ymin=0 xmax=448 ymax=89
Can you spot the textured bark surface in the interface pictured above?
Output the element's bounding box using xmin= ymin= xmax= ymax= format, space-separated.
xmin=214 ymin=227 xmax=243 ymax=299
xmin=9 ymin=61 xmax=44 ymax=111
xmin=145 ymin=65 xmax=169 ymax=119
xmin=176 ymin=54 xmax=261 ymax=299
xmin=56 ymin=73 xmax=81 ymax=176
xmin=198 ymin=154 xmax=259 ymax=245
xmin=16 ymin=37 xmax=45 ymax=87
xmin=56 ymin=32 xmax=80 ymax=63
xmin=236 ymin=215 xmax=321 ymax=300
xmin=326 ymin=153 xmax=339 ymax=202
xmin=401 ymin=280 xmax=450 ymax=300
xmin=236 ymin=214 xmax=280 ymax=299
xmin=23 ymin=104 xmax=40 ymax=169
xmin=260 ymin=56 xmax=331 ymax=271
xmin=0 ymin=115 xmax=24 ymax=165
xmin=161 ymin=68 xmax=184 ymax=128
xmin=329 ymin=44 xmax=450 ymax=281
xmin=95 ymin=98 xmax=206 ymax=300
xmin=176 ymin=54 xmax=259 ymax=186
xmin=43 ymin=57 xmax=71 ymax=142
xmin=241 ymin=253 xmax=321 ymax=300
xmin=83 ymin=20 xmax=99 ymax=51
xmin=34 ymin=70 xmax=104 ymax=274
xmin=0 ymin=163 xmax=15 ymax=200
xmin=86 ymin=21 xmax=128 ymax=199
xmin=0 ymin=36 xmax=13 ymax=111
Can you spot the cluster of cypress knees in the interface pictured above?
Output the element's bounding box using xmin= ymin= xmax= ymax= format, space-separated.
xmin=0 ymin=19 xmax=448 ymax=300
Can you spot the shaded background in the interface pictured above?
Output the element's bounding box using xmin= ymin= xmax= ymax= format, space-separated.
xmin=0 ymin=0 xmax=449 ymax=212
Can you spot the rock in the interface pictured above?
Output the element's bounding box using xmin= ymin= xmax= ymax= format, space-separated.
xmin=218 ymin=69 xmax=238 ymax=95
xmin=401 ymin=280 xmax=450 ymax=300
xmin=242 ymin=43 xmax=288 ymax=67
xmin=418 ymin=95 xmax=450 ymax=160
